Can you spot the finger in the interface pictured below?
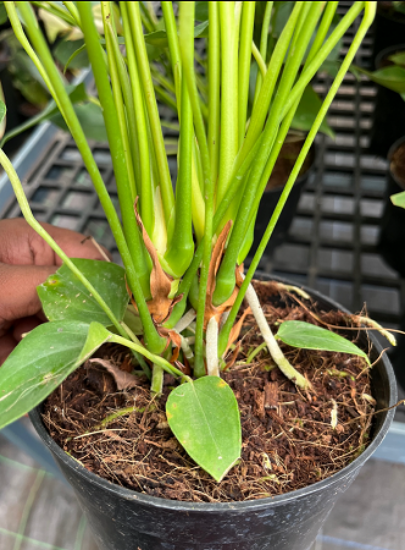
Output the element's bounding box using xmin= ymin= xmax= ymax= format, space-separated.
xmin=0 ymin=333 xmax=17 ymax=365
xmin=41 ymin=223 xmax=112 ymax=265
xmin=0 ymin=218 xmax=112 ymax=266
xmin=12 ymin=316 xmax=43 ymax=341
xmin=0 ymin=263 xmax=56 ymax=325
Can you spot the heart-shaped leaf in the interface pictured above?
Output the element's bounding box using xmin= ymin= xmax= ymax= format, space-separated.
xmin=0 ymin=321 xmax=112 ymax=430
xmin=166 ymin=377 xmax=241 ymax=482
xmin=38 ymin=259 xmax=128 ymax=325
xmin=276 ymin=321 xmax=370 ymax=365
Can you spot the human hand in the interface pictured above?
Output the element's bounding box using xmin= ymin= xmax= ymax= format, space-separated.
xmin=0 ymin=218 xmax=111 ymax=364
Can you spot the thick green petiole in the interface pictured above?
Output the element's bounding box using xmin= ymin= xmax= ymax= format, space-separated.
xmin=77 ymin=1 xmax=165 ymax=354
xmin=179 ymin=1 xmax=214 ymax=376
xmin=207 ymin=1 xmax=220 ymax=187
xmin=218 ymin=1 xmax=376 ymax=357
xmin=238 ymin=2 xmax=256 ymax=147
xmin=120 ymin=1 xmax=155 ymax=238
xmin=213 ymin=2 xmax=323 ymax=306
xmin=102 ymin=3 xmax=137 ymax=203
xmin=164 ymin=76 xmax=194 ymax=277
xmin=76 ymin=2 xmax=151 ymax=296
xmin=216 ymin=2 xmax=239 ymax=206
xmin=127 ymin=2 xmax=175 ymax=227
xmin=11 ymin=2 xmax=160 ymax=352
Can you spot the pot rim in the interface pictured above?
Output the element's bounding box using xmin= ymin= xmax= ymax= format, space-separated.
xmin=30 ymin=274 xmax=397 ymax=513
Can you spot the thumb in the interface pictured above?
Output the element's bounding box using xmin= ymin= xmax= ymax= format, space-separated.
xmin=0 ymin=263 xmax=56 ymax=325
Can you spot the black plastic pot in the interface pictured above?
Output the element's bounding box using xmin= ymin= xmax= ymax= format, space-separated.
xmin=250 ymin=147 xmax=316 ymax=257
xmin=368 ymin=45 xmax=405 ymax=158
xmin=377 ymin=135 xmax=405 ymax=275
xmin=30 ymin=275 xmax=397 ymax=550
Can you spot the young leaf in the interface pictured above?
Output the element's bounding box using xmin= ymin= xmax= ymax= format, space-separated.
xmin=166 ymin=377 xmax=241 ymax=482
xmin=0 ymin=321 xmax=112 ymax=430
xmin=38 ymin=259 xmax=128 ymax=325
xmin=276 ymin=321 xmax=370 ymax=365
xmin=391 ymin=190 xmax=405 ymax=209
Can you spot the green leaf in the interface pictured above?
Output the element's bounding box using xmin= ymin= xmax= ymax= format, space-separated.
xmin=388 ymin=51 xmax=405 ymax=67
xmin=144 ymin=30 xmax=168 ymax=46
xmin=194 ymin=20 xmax=209 ymax=38
xmin=166 ymin=377 xmax=241 ymax=482
xmin=292 ymin=86 xmax=335 ymax=138
xmin=0 ymin=82 xmax=88 ymax=147
xmin=195 ymin=1 xmax=208 ymax=21
xmin=144 ymin=20 xmax=208 ymax=48
xmin=355 ymin=65 xmax=405 ymax=93
xmin=391 ymin=190 xmax=405 ymax=209
xmin=0 ymin=321 xmax=112 ymax=430
xmin=53 ymin=39 xmax=89 ymax=72
xmin=49 ymin=102 xmax=108 ymax=142
xmin=276 ymin=321 xmax=370 ymax=365
xmin=37 ymin=259 xmax=128 ymax=325
xmin=0 ymin=3 xmax=8 ymax=25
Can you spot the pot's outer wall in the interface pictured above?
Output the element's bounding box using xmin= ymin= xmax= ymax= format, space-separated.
xmin=30 ymin=275 xmax=397 ymax=550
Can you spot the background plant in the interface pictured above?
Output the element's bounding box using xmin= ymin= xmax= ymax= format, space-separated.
xmin=0 ymin=1 xmax=376 ymax=481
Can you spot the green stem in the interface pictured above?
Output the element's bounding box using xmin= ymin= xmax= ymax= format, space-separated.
xmin=213 ymin=2 xmax=323 ymax=306
xmin=62 ymin=1 xmax=82 ymax=27
xmin=127 ymin=2 xmax=175 ymax=226
xmin=165 ymin=138 xmax=263 ymax=329
xmin=238 ymin=1 xmax=256 ymax=147
xmin=161 ymin=1 xmax=182 ymax=111
xmin=208 ymin=1 xmax=220 ymax=187
xmin=76 ymin=1 xmax=164 ymax=354
xmin=164 ymin=76 xmax=194 ymax=277
xmin=218 ymin=1 xmax=376 ymax=356
xmin=120 ymin=1 xmax=154 ymax=236
xmin=179 ymin=1 xmax=214 ymax=376
xmin=235 ymin=2 xmax=303 ymax=172
xmin=151 ymin=365 xmax=164 ymax=395
xmin=11 ymin=2 xmax=156 ymax=345
xmin=110 ymin=333 xmax=187 ymax=380
xmin=252 ymin=1 xmax=273 ymax=107
xmin=241 ymin=5 xmax=340 ymax=261
xmin=216 ymin=2 xmax=239 ymax=206
xmin=102 ymin=3 xmax=137 ymax=202
xmin=251 ymin=41 xmax=266 ymax=79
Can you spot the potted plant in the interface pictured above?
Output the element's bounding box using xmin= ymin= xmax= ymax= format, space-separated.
xmin=0 ymin=2 xmax=396 ymax=550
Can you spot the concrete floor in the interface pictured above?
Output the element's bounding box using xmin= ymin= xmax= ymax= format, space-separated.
xmin=0 ymin=426 xmax=403 ymax=550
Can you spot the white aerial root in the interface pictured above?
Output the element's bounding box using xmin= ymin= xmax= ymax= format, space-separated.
xmin=274 ymin=282 xmax=311 ymax=300
xmin=206 ymin=316 xmax=220 ymax=377
xmin=244 ymin=280 xmax=312 ymax=390
xmin=357 ymin=316 xmax=397 ymax=347
xmin=175 ymin=309 xmax=197 ymax=333
xmin=330 ymin=399 xmax=338 ymax=429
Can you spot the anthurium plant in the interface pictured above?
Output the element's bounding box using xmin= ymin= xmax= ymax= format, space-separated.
xmin=0 ymin=1 xmax=377 ymax=482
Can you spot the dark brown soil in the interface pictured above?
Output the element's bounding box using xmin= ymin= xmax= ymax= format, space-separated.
xmin=43 ymin=281 xmax=376 ymax=503
xmin=390 ymin=142 xmax=405 ymax=187
xmin=266 ymin=136 xmax=314 ymax=190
